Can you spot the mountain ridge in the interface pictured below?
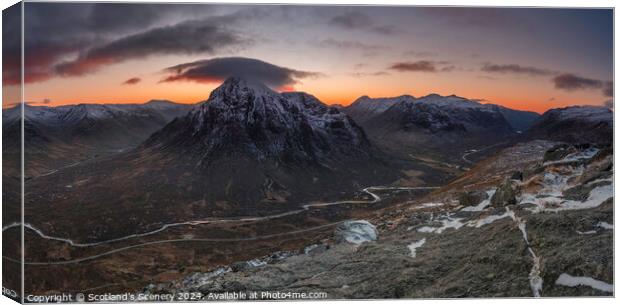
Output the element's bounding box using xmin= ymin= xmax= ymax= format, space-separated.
xmin=525 ymin=105 xmax=612 ymax=144
xmin=343 ymin=93 xmax=541 ymax=132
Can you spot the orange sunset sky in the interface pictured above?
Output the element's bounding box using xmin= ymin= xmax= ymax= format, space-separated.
xmin=2 ymin=4 xmax=614 ymax=113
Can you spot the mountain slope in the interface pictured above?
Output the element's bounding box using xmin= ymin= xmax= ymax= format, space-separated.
xmin=149 ymin=141 xmax=613 ymax=298
xmin=347 ymin=94 xmax=522 ymax=163
xmin=343 ymin=95 xmax=414 ymax=124
xmin=145 ymin=80 xmax=373 ymax=164
xmin=485 ymin=104 xmax=540 ymax=132
xmin=346 ymin=94 xmax=542 ymax=135
xmin=525 ymin=106 xmax=612 ymax=144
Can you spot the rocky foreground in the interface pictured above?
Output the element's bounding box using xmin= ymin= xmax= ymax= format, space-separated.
xmin=144 ymin=140 xmax=613 ymax=299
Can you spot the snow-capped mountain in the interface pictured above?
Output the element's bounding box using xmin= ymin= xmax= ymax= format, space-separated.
xmin=344 ymin=94 xmax=540 ymax=133
xmin=134 ymin=77 xmax=400 ymax=206
xmin=526 ymin=106 xmax=612 ymax=144
xmin=3 ymin=100 xmax=189 ymax=125
xmin=25 ymin=78 xmax=400 ymax=226
xmin=390 ymin=94 xmax=514 ymax=133
xmin=145 ymin=77 xmax=375 ymax=164
xmin=341 ymin=93 xmax=544 ymax=163
xmin=2 ymin=100 xmax=192 ymax=175
xmin=343 ymin=95 xmax=414 ymax=124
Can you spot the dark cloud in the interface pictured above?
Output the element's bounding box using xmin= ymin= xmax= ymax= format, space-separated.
xmin=5 ymin=3 xmax=166 ymax=84
xmin=55 ymin=18 xmax=249 ymax=76
xmin=329 ymin=11 xmax=372 ymax=28
xmin=2 ymin=4 xmax=22 ymax=84
xmin=4 ymin=98 xmax=52 ymax=108
xmin=161 ymin=57 xmax=322 ymax=89
xmin=553 ymin=73 xmax=612 ymax=97
xmin=389 ymin=60 xmax=455 ymax=73
xmin=371 ymin=25 xmax=400 ymax=35
xmin=482 ymin=63 xmax=612 ymax=97
xmin=122 ymin=77 xmax=141 ymax=85
xmin=403 ymin=50 xmax=437 ymax=58
xmin=349 ymin=71 xmax=390 ymax=78
xmin=481 ymin=63 xmax=557 ymax=76
xmin=3 ymin=3 xmax=243 ymax=84
xmin=390 ymin=61 xmax=436 ymax=72
xmin=317 ymin=38 xmax=388 ymax=51
xmin=553 ymin=74 xmax=602 ymax=89
xmin=3 ymin=4 xmax=84 ymax=84
xmin=85 ymin=3 xmax=207 ymax=33
xmin=328 ymin=11 xmax=400 ymax=35
xmin=420 ymin=7 xmax=517 ymax=27
xmin=440 ymin=65 xmax=457 ymax=72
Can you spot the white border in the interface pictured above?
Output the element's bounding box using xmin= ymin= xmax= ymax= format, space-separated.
xmin=0 ymin=1 xmax=616 ymax=305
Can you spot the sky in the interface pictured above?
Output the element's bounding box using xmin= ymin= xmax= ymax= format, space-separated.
xmin=2 ymin=3 xmax=614 ymax=113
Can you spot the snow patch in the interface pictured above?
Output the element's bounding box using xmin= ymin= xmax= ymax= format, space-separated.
xmin=417 ymin=216 xmax=466 ymax=234
xmin=304 ymin=244 xmax=319 ymax=255
xmin=520 ymin=166 xmax=613 ymax=213
xmin=180 ymin=267 xmax=232 ymax=289
xmin=412 ymin=202 xmax=445 ymax=210
xmin=461 ymin=189 xmax=496 ymax=212
xmin=528 ymin=248 xmax=543 ymax=297
xmin=576 ymin=230 xmax=597 ymax=235
xmin=506 ymin=207 xmax=543 ymax=297
xmin=576 ymin=222 xmax=613 ymax=235
xmin=472 ymin=211 xmax=512 ymax=228
xmin=418 ymin=208 xmax=515 ymax=234
xmin=407 ymin=238 xmax=426 ymax=258
xmin=555 ymin=273 xmax=613 ymax=293
xmin=246 ymin=259 xmax=267 ymax=268
xmin=543 ymin=147 xmax=599 ymax=166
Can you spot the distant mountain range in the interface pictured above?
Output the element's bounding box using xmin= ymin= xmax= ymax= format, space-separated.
xmin=341 ymin=94 xmax=612 ymax=164
xmin=2 ymin=100 xmax=191 ymax=175
xmin=526 ymin=105 xmax=613 ymax=144
xmin=345 ymin=93 xmax=540 ymax=133
xmin=342 ymin=94 xmax=540 ymax=162
xmin=4 ymin=82 xmax=611 ymax=176
xmin=5 ymin=78 xmax=613 ymax=239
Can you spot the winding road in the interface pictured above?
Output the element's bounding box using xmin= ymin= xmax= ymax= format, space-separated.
xmin=461 ymin=141 xmax=511 ymax=164
xmin=3 ymin=186 xmax=437 ymax=265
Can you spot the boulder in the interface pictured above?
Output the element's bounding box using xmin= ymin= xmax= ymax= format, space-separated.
xmin=303 ymin=244 xmax=328 ymax=256
xmin=563 ymin=180 xmax=612 ymax=202
xmin=510 ymin=171 xmax=523 ymax=181
xmin=543 ymin=144 xmax=576 ymax=163
xmin=579 ymin=155 xmax=613 ymax=184
xmin=490 ymin=179 xmax=518 ymax=207
xmin=231 ymin=261 xmax=251 ymax=272
xmin=335 ymin=220 xmax=378 ymax=245
xmin=457 ymin=190 xmax=489 ymax=207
